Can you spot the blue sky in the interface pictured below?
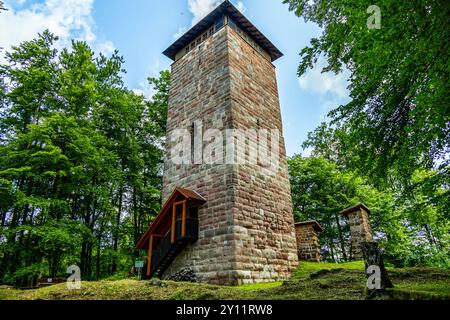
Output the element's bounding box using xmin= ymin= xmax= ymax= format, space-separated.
xmin=0 ymin=0 xmax=350 ymax=156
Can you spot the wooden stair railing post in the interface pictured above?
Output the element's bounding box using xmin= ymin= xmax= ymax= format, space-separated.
xmin=171 ymin=203 xmax=176 ymax=244
xmin=181 ymin=201 xmax=187 ymax=238
xmin=147 ymin=235 xmax=153 ymax=277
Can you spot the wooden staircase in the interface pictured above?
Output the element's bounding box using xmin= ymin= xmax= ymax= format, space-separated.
xmin=145 ymin=218 xmax=198 ymax=279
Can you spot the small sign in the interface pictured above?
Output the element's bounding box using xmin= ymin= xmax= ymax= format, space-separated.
xmin=135 ymin=260 xmax=144 ymax=268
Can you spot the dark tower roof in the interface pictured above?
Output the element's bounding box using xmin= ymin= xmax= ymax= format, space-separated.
xmin=163 ymin=0 xmax=283 ymax=62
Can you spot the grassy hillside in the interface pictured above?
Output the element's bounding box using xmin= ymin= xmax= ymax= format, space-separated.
xmin=1 ymin=261 xmax=449 ymax=300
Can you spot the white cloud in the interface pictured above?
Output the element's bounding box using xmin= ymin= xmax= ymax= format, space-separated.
xmin=132 ymin=82 xmax=156 ymax=100
xmin=149 ymin=59 xmax=161 ymax=76
xmin=235 ymin=1 xmax=246 ymax=13
xmin=96 ymin=40 xmax=115 ymax=55
xmin=187 ymin=0 xmax=246 ymax=25
xmin=0 ymin=0 xmax=115 ymax=62
xmin=173 ymin=0 xmax=246 ymax=39
xmin=188 ymin=0 xmax=223 ymax=25
xmin=180 ymin=0 xmax=246 ymax=32
xmin=173 ymin=26 xmax=188 ymax=40
xmin=298 ymin=60 xmax=350 ymax=99
xmin=319 ymin=98 xmax=341 ymax=121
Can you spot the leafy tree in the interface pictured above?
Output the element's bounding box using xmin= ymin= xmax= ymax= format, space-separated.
xmin=301 ymin=122 xmax=354 ymax=168
xmin=288 ymin=0 xmax=450 ymax=265
xmin=146 ymin=70 xmax=170 ymax=138
xmin=288 ymin=154 xmax=449 ymax=267
xmin=283 ymin=0 xmax=450 ymax=190
xmin=0 ymin=31 xmax=169 ymax=284
xmin=289 ymin=155 xmax=397 ymax=261
xmin=302 ymin=120 xmax=449 ymax=265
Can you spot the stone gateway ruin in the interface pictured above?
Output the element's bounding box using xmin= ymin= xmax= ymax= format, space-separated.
xmin=340 ymin=203 xmax=374 ymax=261
xmin=136 ymin=1 xmax=373 ymax=285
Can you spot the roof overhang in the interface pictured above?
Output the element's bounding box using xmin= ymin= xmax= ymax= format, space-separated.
xmin=340 ymin=203 xmax=371 ymax=216
xmin=163 ymin=0 xmax=283 ymax=62
xmin=295 ymin=220 xmax=323 ymax=232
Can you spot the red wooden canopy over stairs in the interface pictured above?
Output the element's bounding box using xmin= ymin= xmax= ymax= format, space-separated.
xmin=136 ymin=188 xmax=206 ymax=278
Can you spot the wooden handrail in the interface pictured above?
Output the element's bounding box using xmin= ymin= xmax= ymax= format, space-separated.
xmin=171 ymin=200 xmax=187 ymax=243
xmin=147 ymin=235 xmax=153 ymax=276
xmin=181 ymin=201 xmax=186 ymax=237
xmin=171 ymin=204 xmax=176 ymax=243
xmin=147 ymin=217 xmax=199 ymax=278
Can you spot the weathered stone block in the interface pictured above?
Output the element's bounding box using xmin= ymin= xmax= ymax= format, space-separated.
xmin=162 ymin=14 xmax=298 ymax=285
xmin=341 ymin=203 xmax=373 ymax=260
xmin=295 ymin=221 xmax=322 ymax=262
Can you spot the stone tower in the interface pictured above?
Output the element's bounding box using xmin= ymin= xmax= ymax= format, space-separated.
xmin=160 ymin=1 xmax=298 ymax=285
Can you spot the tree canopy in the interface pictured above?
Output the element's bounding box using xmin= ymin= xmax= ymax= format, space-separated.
xmin=283 ymin=1 xmax=449 ymax=267
xmin=1 ymin=2 xmax=448 ymax=287
xmin=288 ymin=154 xmax=449 ymax=267
xmin=283 ymin=0 xmax=449 ymax=188
xmin=0 ymin=31 xmax=169 ymax=285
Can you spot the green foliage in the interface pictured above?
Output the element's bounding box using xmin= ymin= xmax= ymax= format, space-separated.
xmin=283 ymin=0 xmax=449 ymax=192
xmin=0 ymin=31 xmax=169 ymax=284
xmin=288 ymin=154 xmax=449 ymax=267
xmin=147 ymin=70 xmax=170 ymax=138
xmin=291 ymin=261 xmax=365 ymax=280
xmin=7 ymin=263 xmax=48 ymax=287
xmin=288 ymin=155 xmax=399 ymax=262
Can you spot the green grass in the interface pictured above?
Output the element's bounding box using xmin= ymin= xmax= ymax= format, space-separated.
xmin=396 ymin=282 xmax=450 ymax=295
xmin=235 ymin=281 xmax=283 ymax=291
xmin=1 ymin=262 xmax=448 ymax=300
xmin=388 ymin=267 xmax=450 ymax=298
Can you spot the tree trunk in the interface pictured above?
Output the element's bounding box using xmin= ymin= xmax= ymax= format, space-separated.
xmin=424 ymin=224 xmax=437 ymax=246
xmin=334 ymin=213 xmax=348 ymax=261
xmin=111 ymin=188 xmax=123 ymax=273
xmin=86 ymin=242 xmax=92 ymax=279
xmin=328 ymin=236 xmax=336 ymax=262
xmin=361 ymin=241 xmax=393 ymax=298
xmin=133 ymin=186 xmax=138 ymax=249
xmin=80 ymin=240 xmax=93 ymax=280
xmin=96 ymin=232 xmax=102 ymax=280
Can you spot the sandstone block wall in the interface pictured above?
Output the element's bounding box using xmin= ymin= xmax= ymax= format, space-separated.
xmin=162 ymin=26 xmax=298 ymax=285
xmin=295 ymin=223 xmax=321 ymax=262
xmin=227 ymin=27 xmax=298 ymax=283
